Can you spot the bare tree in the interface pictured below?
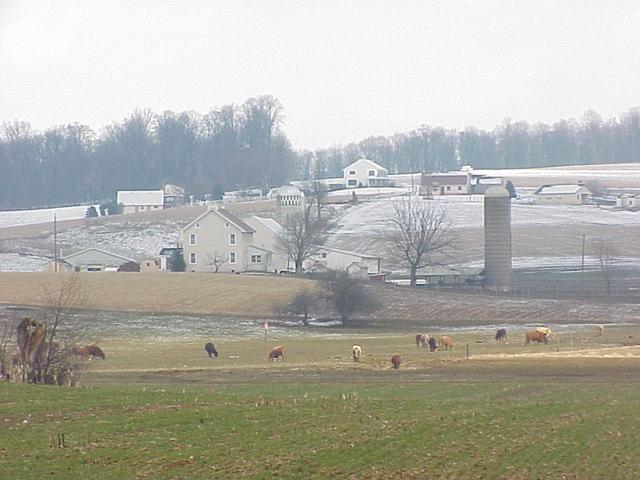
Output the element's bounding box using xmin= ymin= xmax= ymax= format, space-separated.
xmin=204 ymin=252 xmax=226 ymax=273
xmin=282 ymin=289 xmax=318 ymax=326
xmin=276 ymin=206 xmax=325 ymax=273
xmin=386 ymin=197 xmax=456 ymax=287
xmin=309 ymin=180 xmax=328 ymax=221
xmin=324 ymin=271 xmax=377 ymax=327
xmin=593 ymin=239 xmax=617 ymax=294
xmin=30 ymin=274 xmax=88 ymax=385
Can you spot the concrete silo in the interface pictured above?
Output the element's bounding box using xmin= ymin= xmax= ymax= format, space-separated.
xmin=275 ymin=185 xmax=306 ymax=225
xmin=484 ymin=186 xmax=512 ymax=292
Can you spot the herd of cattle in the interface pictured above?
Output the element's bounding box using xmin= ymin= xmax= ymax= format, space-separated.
xmin=202 ymin=325 xmax=606 ymax=370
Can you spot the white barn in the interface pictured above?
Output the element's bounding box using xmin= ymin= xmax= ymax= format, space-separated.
xmin=534 ymin=185 xmax=592 ymax=205
xmin=117 ymin=190 xmax=165 ymax=214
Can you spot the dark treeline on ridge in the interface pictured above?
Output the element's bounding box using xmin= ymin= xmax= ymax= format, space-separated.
xmin=1 ymin=97 xmax=639 ymax=210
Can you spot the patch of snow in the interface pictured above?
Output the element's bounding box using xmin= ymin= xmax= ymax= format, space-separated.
xmin=0 ymin=204 xmax=100 ymax=229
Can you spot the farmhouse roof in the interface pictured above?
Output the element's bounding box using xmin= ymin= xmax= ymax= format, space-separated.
xmin=183 ymin=207 xmax=255 ymax=233
xmin=343 ymin=158 xmax=387 ymax=173
xmin=534 ymin=184 xmax=591 ymax=195
xmin=422 ymin=173 xmax=469 ymax=185
xmin=318 ymin=246 xmax=380 ymax=260
xmin=117 ymin=190 xmax=165 ymax=206
xmin=61 ymin=247 xmax=135 ymax=263
xmin=249 ymin=216 xmax=283 ymax=235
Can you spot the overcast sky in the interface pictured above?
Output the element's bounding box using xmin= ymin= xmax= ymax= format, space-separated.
xmin=1 ymin=1 xmax=639 ymax=149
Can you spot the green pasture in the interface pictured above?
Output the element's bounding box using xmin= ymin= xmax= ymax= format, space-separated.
xmin=2 ymin=378 xmax=640 ymax=479
xmin=2 ymin=324 xmax=640 ymax=479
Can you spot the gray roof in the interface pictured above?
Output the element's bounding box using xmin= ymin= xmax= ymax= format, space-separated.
xmin=116 ymin=190 xmax=164 ymax=206
xmin=535 ymin=184 xmax=590 ymax=195
xmin=184 ymin=207 xmax=255 ymax=233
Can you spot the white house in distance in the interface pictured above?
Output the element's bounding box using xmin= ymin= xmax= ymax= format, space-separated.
xmin=117 ymin=190 xmax=165 ymax=214
xmin=343 ymin=159 xmax=391 ymax=188
xmin=534 ymin=184 xmax=592 ymax=205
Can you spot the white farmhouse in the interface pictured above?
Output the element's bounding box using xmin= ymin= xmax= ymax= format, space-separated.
xmin=343 ymin=159 xmax=390 ymax=188
xmin=117 ymin=190 xmax=165 ymax=214
xmin=182 ymin=207 xmax=265 ymax=273
xmin=534 ymin=185 xmax=592 ymax=205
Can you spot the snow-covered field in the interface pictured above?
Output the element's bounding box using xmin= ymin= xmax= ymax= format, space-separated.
xmin=1 ymin=190 xmax=639 ymax=273
xmin=0 ymin=204 xmax=100 ymax=229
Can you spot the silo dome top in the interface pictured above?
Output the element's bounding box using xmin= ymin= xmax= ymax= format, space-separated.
xmin=277 ymin=185 xmax=305 ymax=197
xmin=484 ymin=186 xmax=510 ymax=198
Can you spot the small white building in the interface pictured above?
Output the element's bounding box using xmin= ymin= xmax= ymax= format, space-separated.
xmin=616 ymin=194 xmax=638 ymax=210
xmin=117 ymin=190 xmax=165 ymax=214
xmin=534 ymin=185 xmax=592 ymax=205
xmin=343 ymin=159 xmax=391 ymax=188
xmin=47 ymin=248 xmax=136 ymax=272
xmin=307 ymin=247 xmax=381 ymax=277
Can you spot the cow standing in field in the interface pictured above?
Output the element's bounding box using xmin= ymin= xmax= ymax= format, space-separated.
xmin=415 ymin=334 xmax=429 ymax=348
xmin=352 ymin=345 xmax=362 ymax=363
xmin=269 ymin=345 xmax=286 ymax=361
xmin=525 ymin=330 xmax=549 ymax=345
xmin=439 ymin=336 xmax=454 ymax=351
xmin=495 ymin=328 xmax=507 ymax=342
xmin=204 ymin=342 xmax=218 ymax=358
xmin=428 ymin=337 xmax=437 ymax=352
xmin=391 ymin=355 xmax=401 ymax=369
xmin=595 ymin=325 xmax=604 ymax=336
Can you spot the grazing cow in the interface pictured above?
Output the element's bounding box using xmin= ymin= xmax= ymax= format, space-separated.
xmin=495 ymin=328 xmax=507 ymax=342
xmin=352 ymin=345 xmax=362 ymax=362
xmin=428 ymin=336 xmax=437 ymax=352
xmin=536 ymin=327 xmax=553 ymax=338
xmin=391 ymin=354 xmax=401 ymax=369
xmin=525 ymin=330 xmax=549 ymax=345
xmin=72 ymin=345 xmax=106 ymax=360
xmin=269 ymin=345 xmax=286 ymax=361
xmin=439 ymin=336 xmax=454 ymax=351
xmin=204 ymin=342 xmax=218 ymax=358
xmin=415 ymin=334 xmax=428 ymax=348
xmin=595 ymin=325 xmax=604 ymax=336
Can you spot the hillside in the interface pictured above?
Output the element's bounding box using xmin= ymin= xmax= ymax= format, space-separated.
xmin=1 ymin=272 xmax=639 ymax=327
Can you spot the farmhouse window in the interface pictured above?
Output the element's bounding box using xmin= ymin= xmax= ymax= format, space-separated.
xmin=446 ymin=186 xmax=451 ymax=191
xmin=348 ymin=170 xmax=356 ymax=175
xmin=251 ymin=255 xmax=262 ymax=263
xmin=230 ymin=252 xmax=236 ymax=264
xmin=229 ymin=233 xmax=236 ymax=245
xmin=190 ymin=253 xmax=196 ymax=264
xmin=348 ymin=179 xmax=357 ymax=186
xmin=190 ymin=234 xmax=196 ymax=245
xmin=224 ymin=222 xmax=230 ymax=228
xmin=195 ymin=222 xmax=200 ymax=228
xmin=368 ymin=170 xmax=375 ymax=176
xmin=457 ymin=186 xmax=462 ymax=191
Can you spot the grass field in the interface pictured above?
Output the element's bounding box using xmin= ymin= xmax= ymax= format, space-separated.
xmin=3 ymin=324 xmax=640 ymax=479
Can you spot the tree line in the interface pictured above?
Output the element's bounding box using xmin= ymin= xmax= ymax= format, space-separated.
xmin=2 ymin=100 xmax=639 ymax=210
xmin=300 ymin=108 xmax=640 ymax=180
xmin=0 ymin=95 xmax=294 ymax=210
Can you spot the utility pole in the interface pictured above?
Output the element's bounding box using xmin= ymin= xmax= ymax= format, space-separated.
xmin=580 ymin=233 xmax=586 ymax=296
xmin=53 ymin=214 xmax=58 ymax=273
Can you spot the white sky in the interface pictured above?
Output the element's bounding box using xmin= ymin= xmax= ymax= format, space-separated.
xmin=1 ymin=1 xmax=639 ymax=149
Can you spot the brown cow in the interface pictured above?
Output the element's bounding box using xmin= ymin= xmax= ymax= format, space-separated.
xmin=438 ymin=336 xmax=454 ymax=350
xmin=72 ymin=345 xmax=106 ymax=360
xmin=269 ymin=345 xmax=286 ymax=361
xmin=525 ymin=330 xmax=549 ymax=345
xmin=415 ymin=334 xmax=427 ymax=348
xmin=391 ymin=355 xmax=401 ymax=369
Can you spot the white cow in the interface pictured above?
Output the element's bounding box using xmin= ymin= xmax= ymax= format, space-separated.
xmin=352 ymin=345 xmax=362 ymax=363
